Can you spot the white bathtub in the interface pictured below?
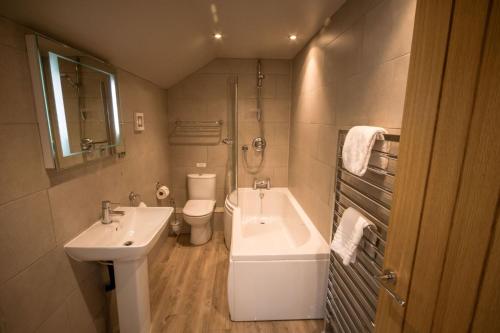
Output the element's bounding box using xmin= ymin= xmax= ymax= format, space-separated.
xmin=227 ymin=188 xmax=330 ymax=321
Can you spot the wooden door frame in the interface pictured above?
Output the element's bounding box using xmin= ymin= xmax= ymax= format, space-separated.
xmin=374 ymin=0 xmax=455 ymax=330
xmin=375 ymin=0 xmax=499 ymax=331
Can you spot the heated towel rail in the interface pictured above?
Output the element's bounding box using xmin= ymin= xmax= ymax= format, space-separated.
xmin=325 ymin=129 xmax=400 ymax=333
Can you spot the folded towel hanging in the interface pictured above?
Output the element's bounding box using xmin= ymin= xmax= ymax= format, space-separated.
xmin=331 ymin=207 xmax=374 ymax=265
xmin=342 ymin=126 xmax=387 ymax=176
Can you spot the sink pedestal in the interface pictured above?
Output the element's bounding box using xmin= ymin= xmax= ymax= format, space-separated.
xmin=114 ymin=257 xmax=151 ymax=333
xmin=63 ymin=207 xmax=174 ymax=333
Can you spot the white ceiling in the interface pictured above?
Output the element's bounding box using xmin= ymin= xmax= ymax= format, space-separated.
xmin=0 ymin=0 xmax=345 ymax=88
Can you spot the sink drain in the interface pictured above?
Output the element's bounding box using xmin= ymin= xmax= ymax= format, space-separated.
xmin=123 ymin=240 xmax=133 ymax=246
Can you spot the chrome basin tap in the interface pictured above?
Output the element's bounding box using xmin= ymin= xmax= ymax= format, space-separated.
xmin=253 ymin=178 xmax=271 ymax=190
xmin=101 ymin=200 xmax=125 ymax=224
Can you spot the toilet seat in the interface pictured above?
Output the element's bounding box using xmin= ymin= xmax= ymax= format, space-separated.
xmin=183 ymin=200 xmax=216 ymax=217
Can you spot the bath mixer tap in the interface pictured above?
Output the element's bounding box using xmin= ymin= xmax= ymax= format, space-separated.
xmin=253 ymin=178 xmax=271 ymax=190
xmin=101 ymin=200 xmax=125 ymax=224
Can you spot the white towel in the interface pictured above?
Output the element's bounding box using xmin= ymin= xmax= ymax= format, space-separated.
xmin=342 ymin=126 xmax=387 ymax=176
xmin=331 ymin=207 xmax=374 ymax=265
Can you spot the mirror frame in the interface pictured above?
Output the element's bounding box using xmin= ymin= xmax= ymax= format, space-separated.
xmin=25 ymin=33 xmax=123 ymax=170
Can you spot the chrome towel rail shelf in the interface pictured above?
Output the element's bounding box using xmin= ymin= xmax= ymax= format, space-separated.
xmin=168 ymin=120 xmax=223 ymax=145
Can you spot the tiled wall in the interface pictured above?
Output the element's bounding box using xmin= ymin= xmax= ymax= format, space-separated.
xmin=289 ymin=0 xmax=416 ymax=240
xmin=167 ymin=58 xmax=291 ymax=209
xmin=0 ymin=18 xmax=170 ymax=333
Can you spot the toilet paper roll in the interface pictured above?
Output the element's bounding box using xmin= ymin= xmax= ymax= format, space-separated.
xmin=156 ymin=185 xmax=170 ymax=200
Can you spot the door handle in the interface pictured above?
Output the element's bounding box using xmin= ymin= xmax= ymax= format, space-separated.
xmin=374 ymin=270 xmax=406 ymax=307
xmin=222 ymin=138 xmax=233 ymax=145
xmin=378 ymin=283 xmax=406 ymax=307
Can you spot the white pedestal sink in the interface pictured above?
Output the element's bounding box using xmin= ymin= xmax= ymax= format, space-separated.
xmin=64 ymin=207 xmax=173 ymax=333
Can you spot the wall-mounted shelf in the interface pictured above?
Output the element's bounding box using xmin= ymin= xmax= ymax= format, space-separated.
xmin=168 ymin=120 xmax=223 ymax=146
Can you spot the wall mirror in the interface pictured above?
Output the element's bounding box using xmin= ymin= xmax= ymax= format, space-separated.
xmin=26 ymin=34 xmax=123 ymax=170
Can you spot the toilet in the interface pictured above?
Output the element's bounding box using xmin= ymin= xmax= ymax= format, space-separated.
xmin=183 ymin=173 xmax=216 ymax=245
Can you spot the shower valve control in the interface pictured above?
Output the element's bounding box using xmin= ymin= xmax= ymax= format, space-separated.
xmin=252 ymin=137 xmax=267 ymax=152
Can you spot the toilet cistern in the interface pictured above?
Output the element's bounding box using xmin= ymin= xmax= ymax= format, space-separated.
xmin=183 ymin=173 xmax=216 ymax=245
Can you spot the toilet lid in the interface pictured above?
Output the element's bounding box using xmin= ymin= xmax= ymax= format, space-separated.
xmin=183 ymin=200 xmax=216 ymax=217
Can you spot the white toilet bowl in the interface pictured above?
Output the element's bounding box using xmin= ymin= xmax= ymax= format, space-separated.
xmin=183 ymin=199 xmax=215 ymax=245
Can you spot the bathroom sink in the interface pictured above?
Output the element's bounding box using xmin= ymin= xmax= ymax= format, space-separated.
xmin=65 ymin=206 xmax=173 ymax=262
xmin=64 ymin=206 xmax=173 ymax=333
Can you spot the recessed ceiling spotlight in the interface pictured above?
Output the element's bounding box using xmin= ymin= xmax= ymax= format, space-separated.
xmin=213 ymin=33 xmax=223 ymax=40
xmin=288 ymin=34 xmax=297 ymax=41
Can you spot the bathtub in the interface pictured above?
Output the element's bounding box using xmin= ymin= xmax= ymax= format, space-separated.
xmin=227 ymin=187 xmax=330 ymax=321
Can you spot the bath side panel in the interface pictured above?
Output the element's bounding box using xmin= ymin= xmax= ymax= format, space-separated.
xmin=229 ymin=259 xmax=328 ymax=321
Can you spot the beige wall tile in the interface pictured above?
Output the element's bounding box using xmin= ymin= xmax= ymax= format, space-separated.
xmin=0 ymin=17 xmax=28 ymax=50
xmin=315 ymin=0 xmax=383 ymax=46
xmin=48 ymin=173 xmax=102 ymax=244
xmin=0 ymin=44 xmax=37 ymax=124
xmin=195 ymin=58 xmax=232 ymax=74
xmin=171 ymin=187 xmax=187 ymax=206
xmin=317 ymin=125 xmax=339 ymax=167
xmin=238 ymin=74 xmax=257 ymax=99
xmin=310 ymin=195 xmax=334 ymax=241
xmin=272 ymin=167 xmax=289 ymax=187
xmin=261 ymin=59 xmax=291 ymax=75
xmin=66 ymin=274 xmax=106 ymax=333
xmin=228 ymin=59 xmax=257 ymax=74
xmin=275 ymin=75 xmax=291 ymax=99
xmin=207 ymin=145 xmax=228 ymax=167
xmin=289 ymin=0 xmax=415 ymax=241
xmin=0 ymin=191 xmax=56 ymax=285
xmin=170 ymin=146 xmax=207 ymax=166
xmin=182 ymin=74 xmax=227 ymax=101
xmin=261 ymin=74 xmax=277 ymax=99
xmin=0 ymin=246 xmax=98 ymax=333
xmin=261 ymin=99 xmax=290 ymax=122
xmin=308 ymin=160 xmax=334 ymax=205
xmin=324 ymin=18 xmax=364 ymax=84
xmin=290 ymin=122 xmax=319 ymax=156
xmin=169 ymin=58 xmax=291 ymax=200
xmin=0 ymin=124 xmax=50 ymax=204
xmin=264 ymin=146 xmax=289 ymax=167
xmin=386 ymin=54 xmax=411 ymax=127
xmin=35 ymin=304 xmax=70 ymax=333
xmin=0 ymin=18 xmax=171 ymax=333
xmin=118 ymin=70 xmax=168 ymax=124
xmin=293 ymin=43 xmax=326 ymax=96
xmin=361 ymin=0 xmax=416 ymax=70
xmin=266 ymin=122 xmax=289 ymax=147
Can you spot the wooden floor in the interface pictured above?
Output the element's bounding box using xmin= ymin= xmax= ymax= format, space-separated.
xmin=148 ymin=231 xmax=324 ymax=333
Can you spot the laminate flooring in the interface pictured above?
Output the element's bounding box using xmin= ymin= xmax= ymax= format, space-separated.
xmin=148 ymin=231 xmax=324 ymax=333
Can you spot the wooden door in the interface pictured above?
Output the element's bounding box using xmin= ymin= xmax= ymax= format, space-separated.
xmin=375 ymin=0 xmax=499 ymax=331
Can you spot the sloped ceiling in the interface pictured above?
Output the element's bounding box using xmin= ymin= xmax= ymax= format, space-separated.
xmin=0 ymin=0 xmax=345 ymax=88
